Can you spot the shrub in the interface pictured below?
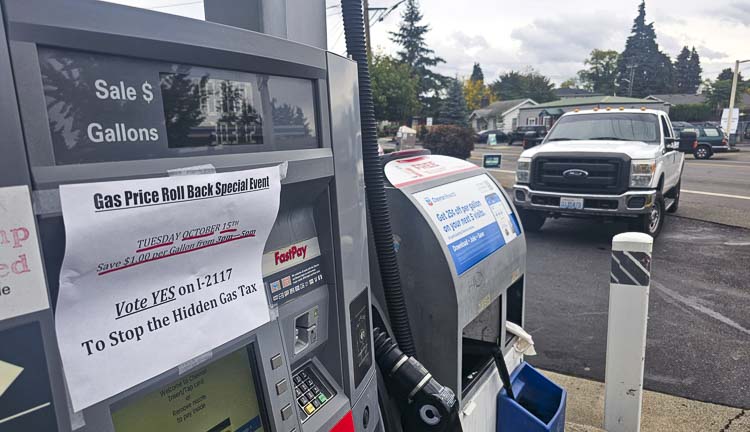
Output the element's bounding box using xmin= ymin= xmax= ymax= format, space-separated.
xmin=670 ymin=103 xmax=714 ymax=122
xmin=418 ymin=124 xmax=428 ymax=141
xmin=423 ymin=125 xmax=475 ymax=160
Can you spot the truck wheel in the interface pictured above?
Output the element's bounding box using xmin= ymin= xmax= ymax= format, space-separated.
xmin=694 ymin=145 xmax=711 ymax=159
xmin=631 ymin=193 xmax=664 ymax=237
xmin=666 ymin=180 xmax=680 ymax=213
xmin=519 ymin=210 xmax=545 ymax=232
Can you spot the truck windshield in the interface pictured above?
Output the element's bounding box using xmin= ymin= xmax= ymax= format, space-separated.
xmin=545 ymin=113 xmax=660 ymax=144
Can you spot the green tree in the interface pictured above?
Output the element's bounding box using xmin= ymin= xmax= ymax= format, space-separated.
xmin=717 ymin=68 xmax=743 ymax=82
xmin=578 ymin=49 xmax=620 ymax=95
xmin=616 ymin=1 xmax=674 ymax=96
xmin=559 ymin=78 xmax=579 ymax=89
xmin=687 ymin=47 xmax=702 ymax=92
xmin=439 ymin=78 xmax=469 ymax=127
xmin=470 ymin=62 xmax=484 ymax=83
xmin=674 ymin=47 xmax=690 ymax=93
xmin=390 ymin=0 xmax=446 ymax=117
xmin=706 ymin=79 xmax=746 ymax=112
xmin=369 ymin=53 xmax=420 ymax=122
xmin=490 ymin=69 xmax=556 ymax=102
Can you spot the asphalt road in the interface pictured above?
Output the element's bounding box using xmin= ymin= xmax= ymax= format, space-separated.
xmin=469 ymin=143 xmax=750 ymax=408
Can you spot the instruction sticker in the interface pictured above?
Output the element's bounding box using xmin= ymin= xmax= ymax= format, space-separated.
xmin=56 ymin=166 xmax=282 ymax=411
xmin=262 ymin=237 xmax=325 ymax=305
xmin=0 ymin=185 xmax=50 ymax=320
xmin=413 ymin=174 xmax=520 ymax=275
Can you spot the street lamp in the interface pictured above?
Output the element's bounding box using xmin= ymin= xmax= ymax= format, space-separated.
xmin=726 ymin=59 xmax=750 ymax=142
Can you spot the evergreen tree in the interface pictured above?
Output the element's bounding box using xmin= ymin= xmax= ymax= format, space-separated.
xmin=470 ymin=63 xmax=484 ymax=83
xmin=674 ymin=46 xmax=692 ymax=93
xmin=390 ymin=0 xmax=445 ymax=117
xmin=687 ymin=47 xmax=702 ymax=93
xmin=439 ymin=78 xmax=468 ymax=127
xmin=616 ymin=1 xmax=674 ymax=97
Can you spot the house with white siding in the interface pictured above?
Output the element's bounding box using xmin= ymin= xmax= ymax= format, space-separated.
xmin=469 ymin=98 xmax=537 ymax=133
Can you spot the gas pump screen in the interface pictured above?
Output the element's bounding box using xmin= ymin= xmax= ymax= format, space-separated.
xmin=111 ymin=348 xmax=265 ymax=432
xmin=38 ymin=47 xmax=319 ymax=164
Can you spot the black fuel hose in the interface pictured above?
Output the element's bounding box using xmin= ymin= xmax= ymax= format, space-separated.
xmin=341 ymin=0 xmax=416 ymax=357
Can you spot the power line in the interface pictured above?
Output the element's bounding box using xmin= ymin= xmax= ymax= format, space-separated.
xmin=152 ymin=0 xmax=202 ymax=9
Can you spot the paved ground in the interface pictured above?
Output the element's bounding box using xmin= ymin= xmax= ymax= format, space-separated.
xmin=524 ymin=217 xmax=750 ymax=409
xmin=466 ymin=143 xmax=750 ymax=409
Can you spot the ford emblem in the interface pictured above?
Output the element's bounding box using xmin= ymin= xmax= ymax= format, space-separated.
xmin=563 ymin=169 xmax=589 ymax=178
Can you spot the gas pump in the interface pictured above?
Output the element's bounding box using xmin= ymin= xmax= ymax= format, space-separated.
xmin=366 ymin=151 xmax=527 ymax=432
xmin=0 ymin=0 xmax=380 ymax=430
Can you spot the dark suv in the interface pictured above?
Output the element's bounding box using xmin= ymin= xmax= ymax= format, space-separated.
xmin=673 ymin=123 xmax=736 ymax=159
xmin=508 ymin=125 xmax=547 ymax=146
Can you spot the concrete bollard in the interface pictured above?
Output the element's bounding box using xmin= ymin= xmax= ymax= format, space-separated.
xmin=604 ymin=232 xmax=653 ymax=432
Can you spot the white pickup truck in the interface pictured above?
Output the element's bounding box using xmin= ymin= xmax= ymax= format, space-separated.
xmin=512 ymin=108 xmax=684 ymax=237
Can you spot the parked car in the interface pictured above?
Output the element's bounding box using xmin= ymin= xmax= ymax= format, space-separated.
xmin=672 ymin=123 xmax=736 ymax=159
xmin=508 ymin=125 xmax=547 ymax=145
xmin=476 ymin=129 xmax=508 ymax=144
xmin=513 ymin=108 xmax=684 ymax=237
xmin=522 ymin=130 xmax=545 ymax=149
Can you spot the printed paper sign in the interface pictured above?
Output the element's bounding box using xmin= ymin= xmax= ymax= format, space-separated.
xmin=262 ymin=237 xmax=325 ymax=305
xmin=0 ymin=185 xmax=50 ymax=320
xmin=720 ymin=108 xmax=739 ymax=133
xmin=56 ymin=167 xmax=281 ymax=411
xmin=413 ymin=174 xmax=520 ymax=275
xmin=384 ymin=154 xmax=479 ymax=188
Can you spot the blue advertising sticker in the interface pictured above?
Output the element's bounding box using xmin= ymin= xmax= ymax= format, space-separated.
xmin=413 ymin=174 xmax=519 ymax=275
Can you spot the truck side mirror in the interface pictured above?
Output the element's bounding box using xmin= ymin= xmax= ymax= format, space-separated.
xmin=678 ymin=131 xmax=697 ymax=141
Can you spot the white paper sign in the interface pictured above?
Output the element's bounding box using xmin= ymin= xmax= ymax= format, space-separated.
xmin=56 ymin=167 xmax=282 ymax=411
xmin=720 ymin=108 xmax=739 ymax=133
xmin=0 ymin=185 xmax=50 ymax=320
xmin=412 ymin=174 xmax=520 ymax=275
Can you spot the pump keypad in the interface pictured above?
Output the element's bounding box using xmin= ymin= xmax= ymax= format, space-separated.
xmin=292 ymin=363 xmax=335 ymax=422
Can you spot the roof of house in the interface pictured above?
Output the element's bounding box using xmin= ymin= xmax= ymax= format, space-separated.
xmin=519 ymin=95 xmax=663 ymax=110
xmin=646 ymin=94 xmax=707 ymax=105
xmin=470 ymin=98 xmax=537 ymax=119
xmin=554 ymin=88 xmax=602 ymax=98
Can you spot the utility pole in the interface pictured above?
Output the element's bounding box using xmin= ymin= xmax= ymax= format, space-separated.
xmin=628 ymin=65 xmax=636 ymax=98
xmin=364 ymin=0 xmax=371 ymax=57
xmin=726 ymin=59 xmax=749 ymax=142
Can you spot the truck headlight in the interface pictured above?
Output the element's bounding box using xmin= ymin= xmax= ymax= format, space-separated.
xmin=516 ymin=158 xmax=531 ymax=184
xmin=630 ymin=160 xmax=655 ymax=188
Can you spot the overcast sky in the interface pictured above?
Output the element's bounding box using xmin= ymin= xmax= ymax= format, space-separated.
xmin=105 ymin=0 xmax=749 ymax=85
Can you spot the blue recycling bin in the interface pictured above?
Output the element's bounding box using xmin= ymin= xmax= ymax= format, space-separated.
xmin=497 ymin=362 xmax=567 ymax=432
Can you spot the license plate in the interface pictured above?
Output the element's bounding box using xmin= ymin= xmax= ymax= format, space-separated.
xmin=559 ymin=197 xmax=584 ymax=210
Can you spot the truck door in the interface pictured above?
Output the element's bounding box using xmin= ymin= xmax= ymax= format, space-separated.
xmin=660 ymin=115 xmax=681 ymax=189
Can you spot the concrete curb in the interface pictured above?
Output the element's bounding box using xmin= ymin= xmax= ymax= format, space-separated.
xmin=540 ymin=370 xmax=749 ymax=432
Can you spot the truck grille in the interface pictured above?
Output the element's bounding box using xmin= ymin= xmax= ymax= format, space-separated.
xmin=531 ymin=156 xmax=629 ymax=195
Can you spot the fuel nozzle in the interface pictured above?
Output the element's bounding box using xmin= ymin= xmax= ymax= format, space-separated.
xmin=373 ymin=327 xmax=463 ymax=432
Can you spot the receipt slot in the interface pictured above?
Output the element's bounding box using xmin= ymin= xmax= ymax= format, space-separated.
xmin=0 ymin=0 xmax=380 ymax=431
xmin=372 ymin=152 xmax=527 ymax=431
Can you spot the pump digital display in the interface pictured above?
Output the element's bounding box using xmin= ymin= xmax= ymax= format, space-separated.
xmin=111 ymin=348 xmax=265 ymax=432
xmin=161 ymin=75 xmax=264 ymax=147
xmin=38 ymin=47 xmax=319 ymax=164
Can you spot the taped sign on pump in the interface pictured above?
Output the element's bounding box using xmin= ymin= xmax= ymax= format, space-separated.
xmin=55 ymin=166 xmax=282 ymax=411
